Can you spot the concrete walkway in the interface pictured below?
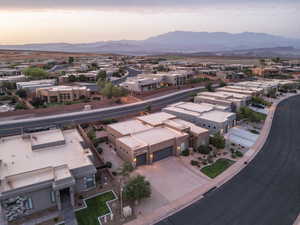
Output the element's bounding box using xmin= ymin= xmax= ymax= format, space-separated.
xmin=125 ymin=93 xmax=299 ymax=225
xmin=61 ymin=193 xmax=78 ymax=225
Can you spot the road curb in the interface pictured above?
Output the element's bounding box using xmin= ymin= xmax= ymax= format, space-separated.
xmin=125 ymin=93 xmax=300 ymax=225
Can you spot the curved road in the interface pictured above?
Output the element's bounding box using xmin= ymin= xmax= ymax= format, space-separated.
xmin=157 ymin=95 xmax=300 ymax=225
xmin=0 ymin=85 xmax=206 ymax=135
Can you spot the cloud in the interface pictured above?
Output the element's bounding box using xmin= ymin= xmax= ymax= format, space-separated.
xmin=0 ymin=0 xmax=298 ymax=10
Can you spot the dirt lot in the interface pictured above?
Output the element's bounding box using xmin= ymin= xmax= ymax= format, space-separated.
xmin=0 ymin=50 xmax=108 ymax=61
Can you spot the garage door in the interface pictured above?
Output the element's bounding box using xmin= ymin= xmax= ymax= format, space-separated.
xmin=153 ymin=146 xmax=173 ymax=162
xmin=136 ymin=153 xmax=147 ymax=167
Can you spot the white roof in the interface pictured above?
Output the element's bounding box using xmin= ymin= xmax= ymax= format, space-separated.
xmin=170 ymin=119 xmax=209 ymax=134
xmin=17 ymin=79 xmax=56 ymax=86
xmin=118 ymin=126 xmax=187 ymax=150
xmin=226 ymin=127 xmax=259 ymax=148
xmin=108 ymin=120 xmax=152 ymax=135
xmin=38 ymin=85 xmax=88 ymax=92
xmin=170 ymin=102 xmax=213 ymax=114
xmin=199 ymin=110 xmax=235 ymax=123
xmin=137 ymin=112 xmax=176 ymax=126
xmin=0 ymin=129 xmax=93 ymax=191
xmin=131 ymin=126 xmax=187 ymax=146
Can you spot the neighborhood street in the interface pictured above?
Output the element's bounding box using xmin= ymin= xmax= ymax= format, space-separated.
xmin=157 ymin=95 xmax=300 ymax=225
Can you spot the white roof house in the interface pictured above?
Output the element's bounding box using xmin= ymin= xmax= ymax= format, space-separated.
xmin=0 ymin=129 xmax=95 ymax=193
xmin=163 ymin=102 xmax=236 ymax=134
xmin=16 ymin=79 xmax=56 ymax=91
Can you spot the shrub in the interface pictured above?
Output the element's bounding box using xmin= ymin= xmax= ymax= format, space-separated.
xmin=14 ymin=102 xmax=27 ymax=110
xmin=198 ymin=145 xmax=212 ymax=154
xmin=236 ymin=151 xmax=244 ymax=157
xmin=112 ymin=171 xmax=118 ymax=176
xmin=105 ymin=161 xmax=112 ymax=168
xmin=231 ymin=154 xmax=237 ymax=159
xmin=181 ymin=149 xmax=190 ymax=156
xmin=191 ymin=160 xmax=199 ymax=166
xmin=101 ymin=118 xmax=118 ymax=125
xmin=15 ymin=89 xmax=27 ymax=98
xmin=209 ymin=133 xmax=226 ymax=149
xmin=97 ymin=147 xmax=103 ymax=154
xmin=207 ymin=156 xmax=214 ymax=164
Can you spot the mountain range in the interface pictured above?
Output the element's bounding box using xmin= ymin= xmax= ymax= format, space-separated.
xmin=1 ymin=31 xmax=300 ymax=56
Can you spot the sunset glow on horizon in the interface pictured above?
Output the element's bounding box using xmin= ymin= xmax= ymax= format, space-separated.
xmin=1 ymin=0 xmax=299 ymax=44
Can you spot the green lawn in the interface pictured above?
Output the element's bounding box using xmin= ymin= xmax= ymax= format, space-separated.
xmin=201 ymin=158 xmax=235 ymax=178
xmin=76 ymin=191 xmax=117 ymax=225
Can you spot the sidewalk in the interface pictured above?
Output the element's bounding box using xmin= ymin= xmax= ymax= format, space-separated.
xmin=125 ymin=93 xmax=299 ymax=225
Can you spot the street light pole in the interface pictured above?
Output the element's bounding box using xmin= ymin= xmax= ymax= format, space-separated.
xmin=120 ymin=178 xmax=124 ymax=219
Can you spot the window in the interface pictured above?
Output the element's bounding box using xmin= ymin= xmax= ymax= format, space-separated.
xmin=25 ymin=197 xmax=33 ymax=210
xmin=84 ymin=175 xmax=95 ymax=189
xmin=50 ymin=191 xmax=56 ymax=203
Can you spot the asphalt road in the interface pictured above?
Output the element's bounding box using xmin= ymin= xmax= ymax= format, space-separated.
xmin=0 ymin=85 xmax=204 ymax=136
xmin=157 ymin=95 xmax=300 ymax=225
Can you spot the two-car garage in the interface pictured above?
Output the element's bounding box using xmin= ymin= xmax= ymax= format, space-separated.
xmin=152 ymin=146 xmax=174 ymax=163
xmin=135 ymin=146 xmax=174 ymax=167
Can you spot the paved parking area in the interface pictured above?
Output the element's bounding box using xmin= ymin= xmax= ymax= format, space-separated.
xmin=134 ymin=157 xmax=209 ymax=215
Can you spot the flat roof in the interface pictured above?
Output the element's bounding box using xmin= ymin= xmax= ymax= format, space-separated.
xmin=137 ymin=112 xmax=176 ymax=126
xmin=200 ymin=91 xmax=250 ymax=100
xmin=132 ymin=126 xmax=187 ymax=146
xmin=171 ymin=119 xmax=209 ymax=135
xmin=38 ymin=85 xmax=88 ymax=92
xmin=0 ymin=129 xmax=93 ymax=192
xmin=30 ymin=129 xmax=65 ymax=149
xmin=199 ymin=110 xmax=235 ymax=123
xmin=118 ymin=126 xmax=187 ymax=150
xmin=195 ymin=96 xmax=234 ymax=106
xmin=108 ymin=120 xmax=152 ymax=136
xmin=17 ymin=79 xmax=56 ymax=85
xmin=170 ymin=102 xmax=213 ymax=114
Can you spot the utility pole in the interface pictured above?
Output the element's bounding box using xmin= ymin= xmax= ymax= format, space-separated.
xmin=120 ymin=178 xmax=124 ymax=220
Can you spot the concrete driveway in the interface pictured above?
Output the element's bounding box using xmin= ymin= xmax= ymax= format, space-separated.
xmin=134 ymin=157 xmax=209 ymax=214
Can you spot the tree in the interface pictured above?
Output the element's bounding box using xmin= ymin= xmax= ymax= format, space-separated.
xmin=78 ymin=75 xmax=88 ymax=82
xmin=259 ymin=59 xmax=266 ymax=66
xmin=101 ymin=82 xmax=128 ymax=99
xmin=14 ymin=102 xmax=27 ymax=110
xmin=123 ymin=175 xmax=151 ymax=203
xmin=67 ymin=75 xmax=77 ymax=82
xmin=197 ymin=145 xmax=212 ymax=154
xmin=145 ymin=105 xmax=151 ymax=112
xmin=1 ymin=81 xmax=16 ymax=90
xmin=101 ymin=82 xmax=114 ymax=99
xmin=15 ymin=89 xmax=27 ymax=98
xmin=219 ymin=80 xmax=226 ymax=87
xmin=272 ymin=57 xmax=281 ymax=63
xmin=120 ymin=162 xmax=134 ymax=177
xmin=206 ymin=82 xmax=214 ymax=92
xmin=97 ymin=70 xmax=107 ymax=81
xmin=23 ymin=67 xmax=48 ymax=79
xmin=68 ymin=56 xmax=74 ymax=64
xmin=31 ymin=97 xmax=45 ymax=107
xmin=209 ymin=133 xmax=226 ymax=149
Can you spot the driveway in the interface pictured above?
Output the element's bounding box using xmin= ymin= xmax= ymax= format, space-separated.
xmin=134 ymin=157 xmax=209 ymax=215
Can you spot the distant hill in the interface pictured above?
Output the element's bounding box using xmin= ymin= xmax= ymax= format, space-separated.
xmin=1 ymin=31 xmax=300 ymax=56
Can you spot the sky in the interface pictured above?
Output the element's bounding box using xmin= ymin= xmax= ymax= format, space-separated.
xmin=0 ymin=0 xmax=299 ymax=44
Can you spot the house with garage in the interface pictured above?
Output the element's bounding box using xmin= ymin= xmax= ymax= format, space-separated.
xmin=194 ymin=91 xmax=251 ymax=111
xmin=0 ymin=129 xmax=96 ymax=223
xmin=106 ymin=112 xmax=209 ymax=167
xmin=163 ymin=102 xmax=236 ymax=134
